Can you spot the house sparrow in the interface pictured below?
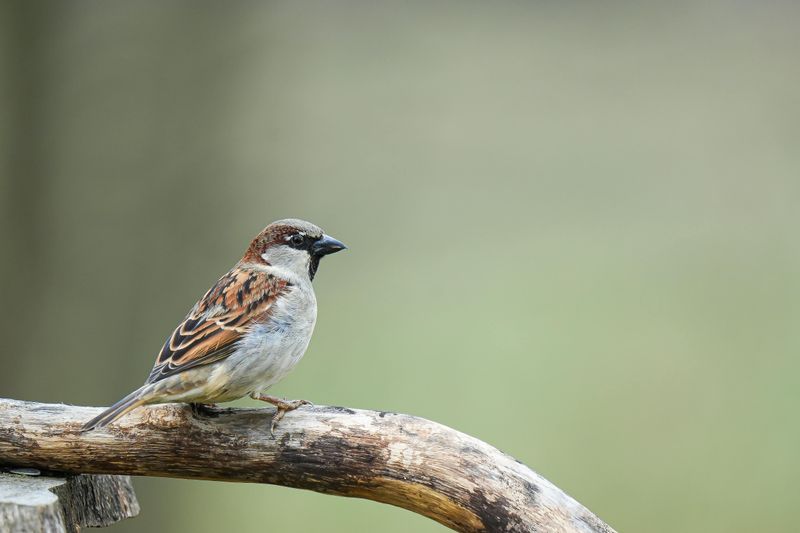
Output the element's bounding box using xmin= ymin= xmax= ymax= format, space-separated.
xmin=82 ymin=218 xmax=346 ymax=434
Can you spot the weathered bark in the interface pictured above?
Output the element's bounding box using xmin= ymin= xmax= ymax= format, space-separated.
xmin=0 ymin=472 xmax=139 ymax=532
xmin=0 ymin=399 xmax=614 ymax=533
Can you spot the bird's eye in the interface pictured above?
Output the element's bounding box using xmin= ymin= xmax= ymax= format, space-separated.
xmin=290 ymin=234 xmax=304 ymax=247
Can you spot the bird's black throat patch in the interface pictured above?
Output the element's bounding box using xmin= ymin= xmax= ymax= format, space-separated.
xmin=309 ymin=255 xmax=321 ymax=281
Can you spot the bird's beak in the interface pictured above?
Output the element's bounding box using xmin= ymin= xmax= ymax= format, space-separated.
xmin=312 ymin=234 xmax=347 ymax=257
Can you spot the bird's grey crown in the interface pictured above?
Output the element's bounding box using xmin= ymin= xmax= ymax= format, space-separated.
xmin=270 ymin=218 xmax=323 ymax=239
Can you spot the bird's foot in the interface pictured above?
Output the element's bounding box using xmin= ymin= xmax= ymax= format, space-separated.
xmin=190 ymin=403 xmax=218 ymax=417
xmin=250 ymin=393 xmax=312 ymax=437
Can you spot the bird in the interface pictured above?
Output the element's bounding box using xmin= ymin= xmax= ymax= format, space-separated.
xmin=81 ymin=218 xmax=346 ymax=435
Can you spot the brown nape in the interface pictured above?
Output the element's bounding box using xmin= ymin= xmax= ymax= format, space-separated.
xmin=241 ymin=236 xmax=270 ymax=264
xmin=240 ymin=225 xmax=291 ymax=263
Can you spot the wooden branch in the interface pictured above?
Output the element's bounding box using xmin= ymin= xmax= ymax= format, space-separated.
xmin=0 ymin=399 xmax=615 ymax=533
xmin=0 ymin=471 xmax=139 ymax=532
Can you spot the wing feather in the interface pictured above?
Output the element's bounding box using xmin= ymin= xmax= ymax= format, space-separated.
xmin=145 ymin=267 xmax=289 ymax=384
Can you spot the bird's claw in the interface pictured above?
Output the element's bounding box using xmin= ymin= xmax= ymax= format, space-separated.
xmin=251 ymin=394 xmax=312 ymax=437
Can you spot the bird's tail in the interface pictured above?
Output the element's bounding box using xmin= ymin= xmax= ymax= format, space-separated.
xmin=81 ymin=385 xmax=151 ymax=432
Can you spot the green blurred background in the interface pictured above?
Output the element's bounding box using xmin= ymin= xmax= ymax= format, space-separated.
xmin=1 ymin=1 xmax=799 ymax=531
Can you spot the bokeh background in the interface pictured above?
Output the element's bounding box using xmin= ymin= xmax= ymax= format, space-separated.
xmin=2 ymin=1 xmax=799 ymax=532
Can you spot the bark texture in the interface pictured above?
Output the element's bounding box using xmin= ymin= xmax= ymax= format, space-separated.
xmin=0 ymin=471 xmax=139 ymax=532
xmin=0 ymin=399 xmax=615 ymax=533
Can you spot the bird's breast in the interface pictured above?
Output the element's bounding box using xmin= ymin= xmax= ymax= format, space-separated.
xmin=260 ymin=284 xmax=318 ymax=347
xmin=217 ymin=284 xmax=317 ymax=395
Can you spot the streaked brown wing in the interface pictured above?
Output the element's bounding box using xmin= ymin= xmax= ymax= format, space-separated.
xmin=145 ymin=267 xmax=289 ymax=384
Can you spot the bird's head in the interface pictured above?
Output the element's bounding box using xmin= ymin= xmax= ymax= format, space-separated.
xmin=244 ymin=219 xmax=346 ymax=281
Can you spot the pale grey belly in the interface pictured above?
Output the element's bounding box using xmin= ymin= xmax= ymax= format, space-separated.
xmin=226 ymin=323 xmax=313 ymax=392
xmin=206 ymin=297 xmax=317 ymax=401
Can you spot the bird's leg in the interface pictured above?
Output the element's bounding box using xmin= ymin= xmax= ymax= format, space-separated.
xmin=190 ymin=403 xmax=218 ymax=417
xmin=250 ymin=393 xmax=312 ymax=436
